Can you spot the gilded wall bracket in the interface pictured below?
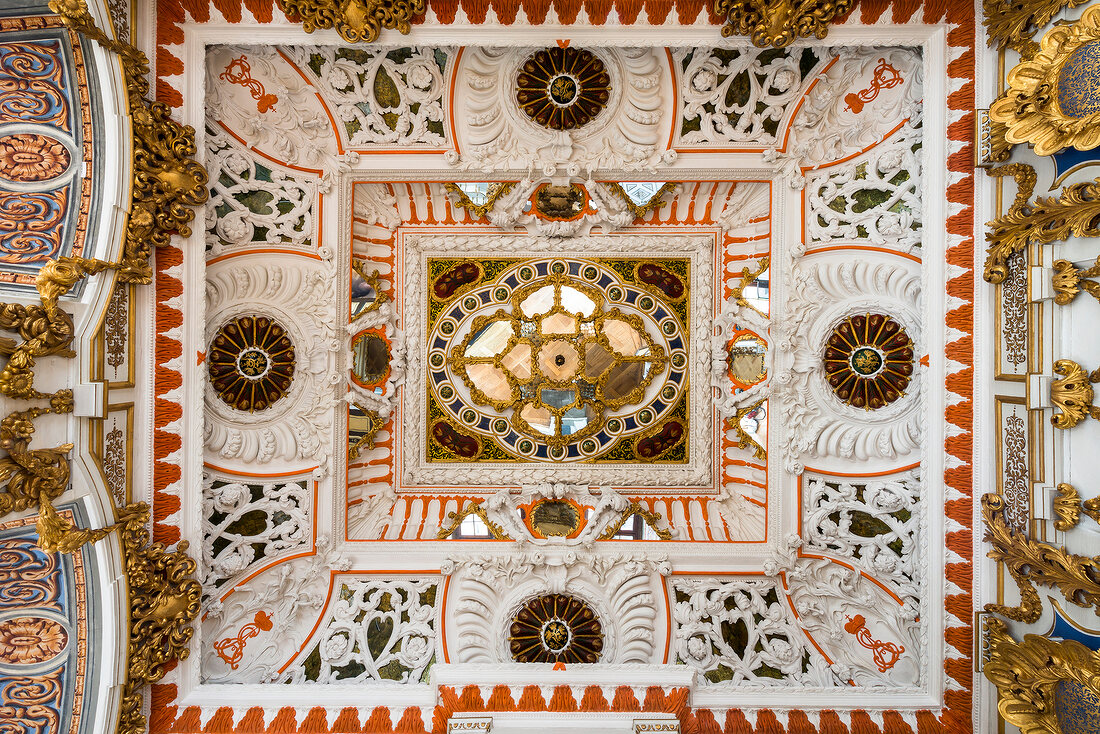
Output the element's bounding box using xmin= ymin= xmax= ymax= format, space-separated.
xmin=1053 ymin=255 xmax=1100 ymax=305
xmin=276 ymin=0 xmax=426 ymax=44
xmin=990 ymin=5 xmax=1100 ymax=156
xmin=1050 ymin=358 xmax=1100 ymax=429
xmin=713 ymin=0 xmax=854 ymax=48
xmin=982 ymin=493 xmax=1100 ymax=623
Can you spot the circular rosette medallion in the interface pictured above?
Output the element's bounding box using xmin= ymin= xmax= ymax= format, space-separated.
xmin=515 ymin=48 xmax=611 ymax=130
xmin=0 ymin=133 xmax=72 ymax=184
xmin=509 ymin=594 xmax=603 ymax=663
xmin=823 ymin=313 xmax=913 ymax=410
xmin=208 ymin=315 xmax=295 ymax=412
xmin=427 ymin=258 xmax=688 ymax=463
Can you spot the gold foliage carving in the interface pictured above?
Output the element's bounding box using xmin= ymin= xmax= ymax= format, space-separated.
xmin=49 ymin=0 xmax=209 ymax=283
xmin=990 ymin=5 xmax=1100 ymax=156
xmin=982 ymin=163 xmax=1038 ymax=284
xmin=1053 ymin=482 xmax=1082 ymax=531
xmin=599 ymin=182 xmax=678 ymax=219
xmin=1086 ymin=496 xmax=1100 ymax=525
xmin=437 ymin=501 xmax=511 ymax=540
xmin=348 ymin=405 xmax=386 ymax=460
xmin=444 ymin=182 xmax=516 ymax=220
xmin=0 ymin=407 xmax=73 ymax=516
xmin=35 ymin=495 xmax=130 ymax=553
xmin=731 ymin=256 xmax=770 ymax=316
xmin=982 ymin=0 xmax=1090 ymax=58
xmin=714 ymin=0 xmax=854 ymax=48
xmin=982 ymin=493 xmax=1100 ymax=623
xmin=118 ymin=503 xmax=202 ymax=734
xmin=276 ymin=0 xmax=426 ymax=43
xmin=1050 ymin=358 xmax=1100 ymax=429
xmin=1053 ymin=255 xmax=1100 ymax=305
xmin=597 ymin=501 xmax=674 ymax=540
xmin=730 ymin=399 xmax=767 ymax=461
xmin=983 ymin=616 xmax=1100 ymax=734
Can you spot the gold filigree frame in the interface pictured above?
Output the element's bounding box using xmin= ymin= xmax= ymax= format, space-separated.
xmin=437 ymin=500 xmax=511 ymax=539
xmin=990 ymin=5 xmax=1100 ymax=156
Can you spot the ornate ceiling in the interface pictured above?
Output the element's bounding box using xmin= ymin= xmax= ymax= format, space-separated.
xmin=1 ymin=0 xmax=1099 ymax=733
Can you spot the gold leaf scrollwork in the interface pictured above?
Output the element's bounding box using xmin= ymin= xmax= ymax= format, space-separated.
xmin=989 ymin=5 xmax=1100 ymax=156
xmin=982 ymin=163 xmax=1038 ymax=285
xmin=348 ymin=404 xmax=386 ymax=460
xmin=599 ymin=182 xmax=678 ymax=219
xmin=713 ymin=0 xmax=854 ymax=48
xmin=35 ymin=495 xmax=130 ymax=553
xmin=0 ymin=407 xmax=73 ymax=515
xmin=276 ymin=0 xmax=427 ymax=44
xmin=437 ymin=501 xmax=511 ymax=540
xmin=983 ymin=617 xmax=1100 ymax=734
xmin=1085 ymin=496 xmax=1100 ymax=525
xmin=118 ymin=504 xmax=202 ymax=734
xmin=1053 ymin=482 xmax=1082 ymax=531
xmin=1050 ymin=358 xmax=1100 ymax=429
xmin=597 ymin=501 xmax=674 ymax=540
xmin=49 ymin=0 xmax=209 ymax=283
xmin=350 ymin=261 xmax=391 ymax=321
xmin=982 ymin=0 xmax=1090 ymax=58
xmin=1053 ymin=255 xmax=1100 ymax=305
xmin=730 ymin=398 xmax=767 ymax=462
xmin=731 ymin=256 xmax=770 ymax=316
xmin=444 ymin=182 xmax=516 ymax=220
xmin=981 ymin=493 xmax=1100 ymax=623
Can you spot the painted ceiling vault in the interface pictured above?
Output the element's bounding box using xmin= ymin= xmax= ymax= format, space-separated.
xmin=0 ymin=0 xmax=1099 ymax=732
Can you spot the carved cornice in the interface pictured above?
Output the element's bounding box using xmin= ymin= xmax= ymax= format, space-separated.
xmin=981 ymin=493 xmax=1100 ymax=623
xmin=276 ymin=0 xmax=426 ymax=44
xmin=714 ymin=0 xmax=855 ymax=48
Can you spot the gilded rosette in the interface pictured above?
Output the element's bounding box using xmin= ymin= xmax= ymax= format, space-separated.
xmin=990 ymin=4 xmax=1100 ymax=156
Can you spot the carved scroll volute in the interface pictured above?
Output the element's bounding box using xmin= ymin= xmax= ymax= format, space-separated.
xmin=1050 ymin=359 xmax=1100 ymax=429
xmin=714 ymin=0 xmax=855 ymax=48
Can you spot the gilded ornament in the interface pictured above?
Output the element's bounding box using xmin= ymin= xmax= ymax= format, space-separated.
xmin=982 ymin=493 xmax=1100 ymax=623
xmin=276 ymin=0 xmax=426 ymax=44
xmin=444 ymin=182 xmax=516 ymax=220
xmin=984 ymin=617 xmax=1100 ymax=734
xmin=0 ymin=407 xmax=73 ymax=517
xmin=990 ymin=5 xmax=1100 ymax=156
xmin=983 ymin=166 xmax=1100 ymax=287
xmin=597 ymin=501 xmax=674 ymax=540
xmin=975 ymin=109 xmax=1012 ymax=167
xmin=731 ymin=257 xmax=770 ymax=316
xmin=117 ymin=502 xmax=201 ymax=734
xmin=437 ymin=500 xmax=511 ymax=540
xmin=731 ymin=399 xmax=767 ymax=461
xmin=48 ymin=0 xmax=209 ymax=283
xmin=348 ymin=404 xmax=386 ymax=460
xmin=1050 ymin=358 xmax=1100 ymax=429
xmin=350 ymin=260 xmax=390 ymax=320
xmin=600 ymin=182 xmax=678 ymax=219
xmin=1053 ymin=482 xmax=1082 ymax=531
xmin=714 ymin=0 xmax=855 ymax=49
xmin=1085 ymin=496 xmax=1100 ymax=525
xmin=35 ymin=495 xmax=130 ymax=553
xmin=983 ymin=0 xmax=1090 ymax=57
xmin=1053 ymin=255 xmax=1100 ymax=305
